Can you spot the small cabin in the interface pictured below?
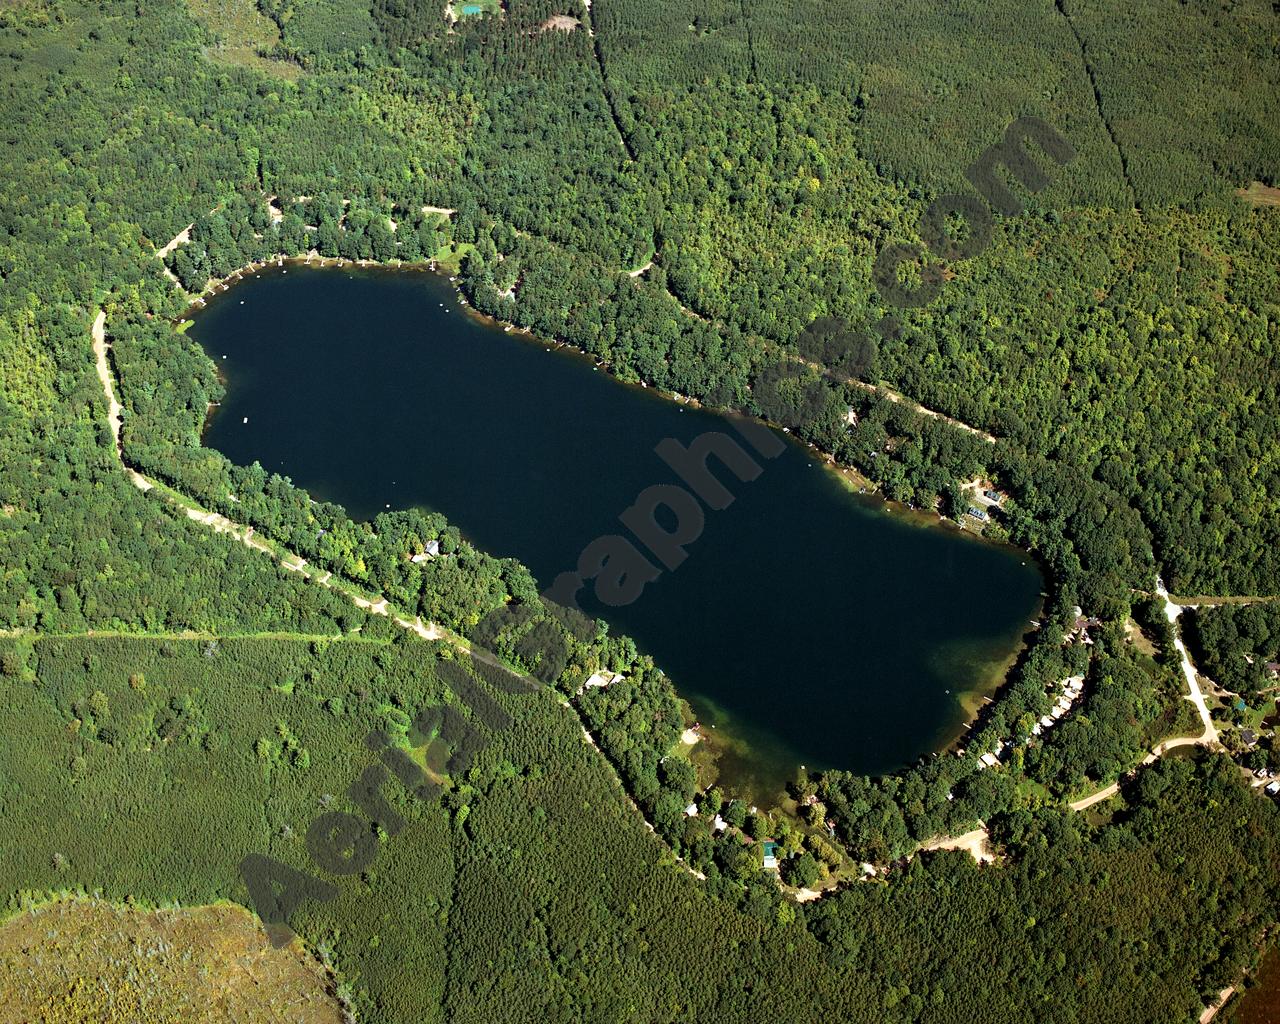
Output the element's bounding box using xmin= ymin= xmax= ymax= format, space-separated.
xmin=576 ymin=670 xmax=623 ymax=696
xmin=410 ymin=539 xmax=441 ymax=563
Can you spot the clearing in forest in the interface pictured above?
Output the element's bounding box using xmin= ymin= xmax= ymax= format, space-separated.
xmin=0 ymin=900 xmax=344 ymax=1024
xmin=185 ymin=0 xmax=301 ymax=79
xmin=540 ymin=13 xmax=581 ymax=31
xmin=1237 ymin=181 xmax=1280 ymax=207
xmin=447 ymin=0 xmax=504 ymax=20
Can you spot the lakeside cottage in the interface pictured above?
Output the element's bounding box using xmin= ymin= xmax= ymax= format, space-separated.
xmin=577 ymin=669 xmax=623 ymax=695
xmin=410 ymin=539 xmax=441 ymax=563
xmin=978 ymin=673 xmax=1086 ymax=766
xmin=1067 ymin=608 xmax=1102 ymax=646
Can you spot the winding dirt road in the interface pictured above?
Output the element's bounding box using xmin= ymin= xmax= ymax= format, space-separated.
xmin=1067 ymin=581 xmax=1220 ymax=811
xmin=92 ymin=310 xmax=446 ymax=643
xmin=1158 ymin=577 xmax=1220 ymax=747
xmin=91 ymin=312 xmax=152 ymax=492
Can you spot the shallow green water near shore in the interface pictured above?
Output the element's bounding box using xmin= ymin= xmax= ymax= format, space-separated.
xmin=193 ymin=265 xmax=1042 ymax=800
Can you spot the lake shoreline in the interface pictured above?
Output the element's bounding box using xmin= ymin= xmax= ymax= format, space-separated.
xmin=185 ymin=260 xmax=1048 ymax=793
xmin=175 ymin=251 xmax=450 ymax=320
xmin=184 ymin=256 xmax=1031 ymax=562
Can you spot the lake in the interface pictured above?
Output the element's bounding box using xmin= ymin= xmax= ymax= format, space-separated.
xmin=191 ymin=264 xmax=1042 ymax=800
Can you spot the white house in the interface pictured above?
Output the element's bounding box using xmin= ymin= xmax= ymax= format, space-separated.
xmin=410 ymin=539 xmax=441 ymax=563
xmin=576 ymin=670 xmax=622 ymax=696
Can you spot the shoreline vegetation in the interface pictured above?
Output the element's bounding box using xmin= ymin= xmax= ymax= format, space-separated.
xmin=7 ymin=0 xmax=1280 ymax=1016
xmin=141 ymin=192 xmax=1251 ymax=919
xmin=184 ymin=250 xmax=1019 ymax=550
xmin=159 ymin=224 xmax=1187 ymax=775
xmin=184 ymin=254 xmax=1042 ymax=785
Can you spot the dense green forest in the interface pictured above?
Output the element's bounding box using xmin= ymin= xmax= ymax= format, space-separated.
xmin=1 ymin=0 xmax=1278 ymax=1018
xmin=2 ymin=636 xmax=1278 ymax=1022
xmin=1190 ymin=603 xmax=1280 ymax=698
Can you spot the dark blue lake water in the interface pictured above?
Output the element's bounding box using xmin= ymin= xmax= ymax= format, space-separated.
xmin=193 ymin=265 xmax=1042 ymax=799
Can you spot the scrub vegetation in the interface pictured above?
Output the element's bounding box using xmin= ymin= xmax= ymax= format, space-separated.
xmin=1 ymin=0 xmax=1278 ymax=1018
xmin=1 ymin=636 xmax=1278 ymax=1022
xmin=0 ymin=899 xmax=345 ymax=1023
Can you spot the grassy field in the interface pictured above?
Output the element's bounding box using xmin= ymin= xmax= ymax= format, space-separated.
xmin=185 ymin=0 xmax=301 ymax=79
xmin=1238 ymin=181 xmax=1280 ymax=207
xmin=0 ymin=900 xmax=344 ymax=1024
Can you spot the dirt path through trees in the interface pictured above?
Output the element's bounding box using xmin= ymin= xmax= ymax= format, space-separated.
xmin=1159 ymin=578 xmax=1220 ymax=746
xmin=1066 ymin=584 xmax=1221 ymax=811
xmin=920 ymin=827 xmax=996 ymax=863
xmin=92 ymin=310 xmax=452 ymax=645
